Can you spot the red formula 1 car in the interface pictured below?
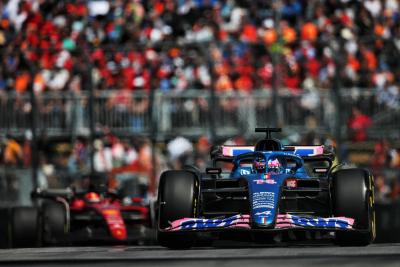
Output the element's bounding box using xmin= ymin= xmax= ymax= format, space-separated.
xmin=1 ymin=185 xmax=155 ymax=248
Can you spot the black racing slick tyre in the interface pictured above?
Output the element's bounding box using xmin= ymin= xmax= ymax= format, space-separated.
xmin=11 ymin=207 xmax=41 ymax=248
xmin=42 ymin=201 xmax=68 ymax=245
xmin=332 ymin=168 xmax=375 ymax=246
xmin=157 ymin=170 xmax=199 ymax=249
xmin=0 ymin=208 xmax=11 ymax=248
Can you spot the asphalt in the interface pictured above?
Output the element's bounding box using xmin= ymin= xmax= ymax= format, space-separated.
xmin=0 ymin=243 xmax=399 ymax=267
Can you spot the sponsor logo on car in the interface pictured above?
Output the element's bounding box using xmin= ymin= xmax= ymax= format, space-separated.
xmin=241 ymin=169 xmax=251 ymax=175
xmin=254 ymin=179 xmax=276 ymax=184
xmin=167 ymin=215 xmax=251 ymax=231
xmin=255 ymin=210 xmax=272 ymax=216
xmin=290 ymin=217 xmax=351 ymax=228
xmin=252 ymin=192 xmax=275 ymax=209
xmin=275 ymin=214 xmax=355 ymax=229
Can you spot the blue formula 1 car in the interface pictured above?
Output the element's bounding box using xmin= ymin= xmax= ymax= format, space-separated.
xmin=157 ymin=128 xmax=375 ymax=249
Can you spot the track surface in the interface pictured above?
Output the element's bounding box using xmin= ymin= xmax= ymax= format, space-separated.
xmin=0 ymin=243 xmax=399 ymax=267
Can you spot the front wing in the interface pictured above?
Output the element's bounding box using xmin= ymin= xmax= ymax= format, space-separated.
xmin=165 ymin=214 xmax=355 ymax=232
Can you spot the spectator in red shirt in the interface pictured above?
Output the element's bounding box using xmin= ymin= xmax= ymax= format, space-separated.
xmin=347 ymin=107 xmax=372 ymax=142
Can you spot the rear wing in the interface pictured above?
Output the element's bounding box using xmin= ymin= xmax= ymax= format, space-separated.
xmin=31 ymin=188 xmax=74 ymax=199
xmin=212 ymin=145 xmax=334 ymax=159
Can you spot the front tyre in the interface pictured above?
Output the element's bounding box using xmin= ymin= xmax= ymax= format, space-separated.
xmin=157 ymin=170 xmax=199 ymax=249
xmin=332 ymin=168 xmax=375 ymax=246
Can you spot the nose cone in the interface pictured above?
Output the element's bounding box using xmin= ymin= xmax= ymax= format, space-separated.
xmin=248 ymin=173 xmax=284 ymax=228
xmin=101 ymin=208 xmax=127 ymax=240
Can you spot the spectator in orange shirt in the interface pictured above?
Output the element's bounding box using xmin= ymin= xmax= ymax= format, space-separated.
xmin=3 ymin=134 xmax=23 ymax=166
xmin=215 ymin=74 xmax=233 ymax=92
xmin=15 ymin=71 xmax=30 ymax=94
xmin=301 ymin=21 xmax=318 ymax=42
xmin=281 ymin=22 xmax=297 ymax=44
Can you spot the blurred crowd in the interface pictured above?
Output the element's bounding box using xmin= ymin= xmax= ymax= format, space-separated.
xmin=371 ymin=139 xmax=400 ymax=203
xmin=0 ymin=0 xmax=399 ymax=96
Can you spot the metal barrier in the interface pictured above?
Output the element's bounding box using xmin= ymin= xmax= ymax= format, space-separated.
xmin=0 ymin=89 xmax=398 ymax=140
xmin=0 ymin=92 xmax=71 ymax=136
xmin=90 ymin=90 xmax=151 ymax=135
xmin=157 ymin=89 xmax=399 ymax=139
xmin=339 ymin=89 xmax=400 ymax=140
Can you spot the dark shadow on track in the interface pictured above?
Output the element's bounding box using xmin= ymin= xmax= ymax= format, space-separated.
xmin=1 ymin=243 xmax=400 ymax=267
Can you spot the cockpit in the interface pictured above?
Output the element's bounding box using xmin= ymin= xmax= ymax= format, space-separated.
xmin=230 ymin=152 xmax=304 ymax=177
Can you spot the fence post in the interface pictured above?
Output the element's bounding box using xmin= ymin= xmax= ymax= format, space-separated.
xmin=202 ymin=42 xmax=216 ymax=143
xmin=271 ymin=1 xmax=283 ymax=128
xmin=159 ymin=93 xmax=171 ymax=133
xmin=26 ymin=56 xmax=38 ymax=191
xmin=86 ymin=60 xmax=95 ymax=175
xmin=332 ymin=39 xmax=344 ymax=159
xmin=149 ymin=68 xmax=158 ymax=196
xmin=209 ymin=85 xmax=217 ymax=143
xmin=246 ymin=93 xmax=256 ymax=138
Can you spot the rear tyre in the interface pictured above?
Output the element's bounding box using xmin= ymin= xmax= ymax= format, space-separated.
xmin=0 ymin=208 xmax=11 ymax=248
xmin=11 ymin=207 xmax=41 ymax=248
xmin=157 ymin=170 xmax=199 ymax=249
xmin=332 ymin=168 xmax=375 ymax=246
xmin=42 ymin=201 xmax=68 ymax=245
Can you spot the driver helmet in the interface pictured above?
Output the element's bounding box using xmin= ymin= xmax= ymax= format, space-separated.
xmin=85 ymin=192 xmax=101 ymax=203
xmin=268 ymin=158 xmax=282 ymax=174
xmin=253 ymin=158 xmax=266 ymax=173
